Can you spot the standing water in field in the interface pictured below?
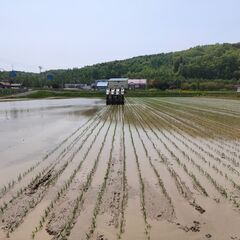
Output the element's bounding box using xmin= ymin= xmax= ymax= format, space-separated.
xmin=0 ymin=97 xmax=240 ymax=240
xmin=0 ymin=98 xmax=104 ymax=185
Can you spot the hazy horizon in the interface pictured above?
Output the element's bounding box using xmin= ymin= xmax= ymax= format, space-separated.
xmin=1 ymin=0 xmax=240 ymax=73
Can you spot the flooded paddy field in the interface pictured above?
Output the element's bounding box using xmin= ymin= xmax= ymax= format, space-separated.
xmin=0 ymin=97 xmax=240 ymax=240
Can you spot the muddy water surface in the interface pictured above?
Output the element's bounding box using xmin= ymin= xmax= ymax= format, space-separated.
xmin=0 ymin=98 xmax=104 ymax=185
xmin=0 ymin=97 xmax=240 ymax=240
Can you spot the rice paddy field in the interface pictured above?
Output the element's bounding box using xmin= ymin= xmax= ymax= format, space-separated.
xmin=0 ymin=97 xmax=240 ymax=240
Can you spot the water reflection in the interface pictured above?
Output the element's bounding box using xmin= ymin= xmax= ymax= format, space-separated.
xmin=0 ymin=99 xmax=105 ymax=121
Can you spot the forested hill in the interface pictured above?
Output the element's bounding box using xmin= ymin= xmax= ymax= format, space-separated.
xmin=1 ymin=43 xmax=240 ymax=89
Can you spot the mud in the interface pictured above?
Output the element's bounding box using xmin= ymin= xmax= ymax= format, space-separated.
xmin=0 ymin=97 xmax=240 ymax=240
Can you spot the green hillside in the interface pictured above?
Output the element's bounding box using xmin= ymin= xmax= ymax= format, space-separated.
xmin=1 ymin=43 xmax=240 ymax=90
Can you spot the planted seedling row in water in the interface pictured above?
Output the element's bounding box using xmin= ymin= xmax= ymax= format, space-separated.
xmin=31 ymin=108 xmax=112 ymax=239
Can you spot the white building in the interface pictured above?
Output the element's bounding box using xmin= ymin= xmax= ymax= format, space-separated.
xmin=108 ymin=78 xmax=128 ymax=89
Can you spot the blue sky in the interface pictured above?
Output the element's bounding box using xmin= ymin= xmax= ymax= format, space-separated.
xmin=1 ymin=0 xmax=240 ymax=72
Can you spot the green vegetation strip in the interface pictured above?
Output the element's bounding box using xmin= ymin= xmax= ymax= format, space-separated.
xmin=2 ymin=89 xmax=240 ymax=99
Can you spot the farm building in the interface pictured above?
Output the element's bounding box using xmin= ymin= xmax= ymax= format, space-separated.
xmin=95 ymin=80 xmax=108 ymax=90
xmin=0 ymin=81 xmax=22 ymax=89
xmin=128 ymin=79 xmax=147 ymax=89
xmin=10 ymin=83 xmax=22 ymax=89
xmin=0 ymin=82 xmax=11 ymax=89
xmin=108 ymin=78 xmax=128 ymax=89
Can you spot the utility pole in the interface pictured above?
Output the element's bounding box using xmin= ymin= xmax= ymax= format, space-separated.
xmin=39 ymin=66 xmax=43 ymax=88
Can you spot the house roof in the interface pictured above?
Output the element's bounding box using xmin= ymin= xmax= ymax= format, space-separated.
xmin=128 ymin=79 xmax=147 ymax=84
xmin=97 ymin=82 xmax=108 ymax=87
xmin=0 ymin=81 xmax=11 ymax=86
xmin=11 ymin=83 xmax=22 ymax=87
xmin=109 ymin=78 xmax=128 ymax=82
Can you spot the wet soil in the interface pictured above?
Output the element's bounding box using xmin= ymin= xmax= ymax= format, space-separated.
xmin=0 ymin=97 xmax=240 ymax=240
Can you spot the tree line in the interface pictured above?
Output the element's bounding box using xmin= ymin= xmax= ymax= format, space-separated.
xmin=0 ymin=43 xmax=240 ymax=90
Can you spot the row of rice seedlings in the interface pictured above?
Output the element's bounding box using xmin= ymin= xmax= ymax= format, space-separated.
xmin=141 ymin=98 xmax=212 ymax=138
xmin=0 ymin=162 xmax=56 ymax=215
xmin=148 ymin=114 xmax=240 ymax=192
xmin=146 ymin=103 xmax=234 ymax=202
xmin=200 ymin=135 xmax=240 ymax=160
xmin=173 ymin=134 xmax=240 ymax=194
xmin=139 ymin=99 xmax=240 ymax=183
xmin=31 ymin=107 xmax=111 ymax=238
xmin=144 ymin=98 xmax=240 ymax=150
xmin=161 ymin=98 xmax=240 ymax=152
xmin=142 ymin=102 xmax=228 ymax=164
xmin=157 ymin=108 xmax=240 ymax=166
xmin=20 ymin=108 xmax=109 ymax=205
xmin=45 ymin=107 xmax=109 ymax=172
xmin=55 ymin=108 xmax=107 ymax=162
xmin=131 ymin=100 xmax=209 ymax=197
xmin=0 ymin=108 xmax=106 ymax=200
xmin=148 ymin=98 xmax=240 ymax=149
xmin=125 ymin=107 xmax=151 ymax=240
xmin=203 ymin=141 xmax=240 ymax=166
xmin=130 ymin=100 xmax=208 ymax=215
xmin=136 ymin=103 xmax=232 ymax=201
xmin=168 ymin=166 xmax=191 ymax=199
xmin=118 ymin=107 xmax=128 ymax=238
xmin=50 ymin=107 xmax=114 ymax=240
xmin=138 ymin=103 xmax=226 ymax=196
xmin=138 ymin=101 xmax=240 ymax=203
xmin=152 ymin=98 xmax=240 ymax=140
xmin=1 ymin=108 xmax=111 ymax=237
xmin=133 ymin=104 xmax=193 ymax=203
xmin=178 ymin=98 xmax=240 ymax=117
xmin=163 ymin=98 xmax=232 ymax=117
xmin=126 ymin=100 xmax=173 ymax=201
xmin=129 ymin=106 xmax=174 ymax=212
xmin=2 ymin=161 xmax=69 ymax=237
xmin=174 ymin=130 xmax=240 ymax=174
xmin=83 ymin=112 xmax=118 ymax=240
